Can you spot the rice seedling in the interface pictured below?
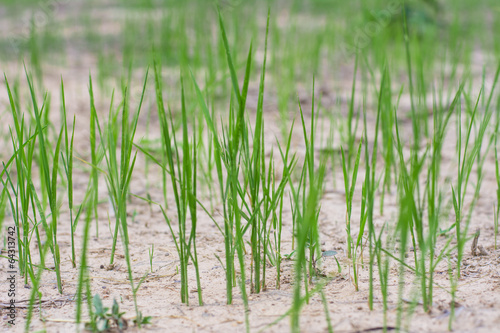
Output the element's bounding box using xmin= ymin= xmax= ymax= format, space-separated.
xmin=340 ymin=53 xmax=362 ymax=265
xmin=236 ymin=9 xmax=295 ymax=295
xmin=99 ymin=70 xmax=150 ymax=323
xmin=340 ymin=137 xmax=362 ymax=288
xmin=2 ymin=75 xmax=37 ymax=285
xmin=27 ymin=68 xmax=65 ymax=294
xmin=378 ymin=66 xmax=396 ymax=216
xmin=241 ymin=11 xmax=270 ymax=294
xmin=289 ymin=80 xmax=328 ymax=333
xmin=189 ymin=10 xmax=255 ymax=329
xmin=59 ymin=78 xmax=81 ymax=268
xmin=1 ymin=69 xmax=74 ymax=331
xmin=421 ymin=85 xmax=463 ymax=309
xmin=394 ymin=188 xmax=412 ymax=331
xmin=274 ymin=123 xmax=298 ymax=290
xmin=461 ymin=64 xmax=500 ymax=229
xmin=151 ymin=64 xmax=203 ymax=306
xmin=88 ymin=76 xmax=101 ymax=240
xmin=75 ymin=169 xmax=105 ymax=331
xmin=451 ymin=89 xmax=491 ymax=279
xmin=149 ymin=243 xmax=154 ymax=273
xmin=360 ymin=62 xmax=385 ymax=311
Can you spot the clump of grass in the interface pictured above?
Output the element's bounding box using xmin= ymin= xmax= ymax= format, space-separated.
xmin=451 ymin=88 xmax=492 ymax=279
xmin=28 ymin=68 xmax=65 ymax=294
xmin=2 ymin=69 xmax=70 ymax=331
xmin=89 ymin=75 xmax=102 ymax=239
xmin=290 ymin=80 xmax=327 ymax=333
xmin=60 ymin=78 xmax=82 ymax=268
xmin=340 ymin=135 xmax=362 ymax=289
xmin=273 ymin=123 xmax=297 ymax=290
xmin=2 ymin=74 xmax=38 ymax=286
xmin=92 ymin=70 xmax=150 ymax=324
xmin=237 ymin=9 xmax=294 ymax=294
xmin=189 ymin=9 xmax=255 ymax=328
xmin=151 ymin=64 xmax=203 ymax=305
xmin=422 ymin=85 xmax=463 ymax=308
xmin=339 ymin=54 xmax=362 ymax=264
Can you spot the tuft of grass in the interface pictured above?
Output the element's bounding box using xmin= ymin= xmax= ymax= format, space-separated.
xmin=151 ymin=64 xmax=203 ymax=305
xmin=60 ymin=78 xmax=81 ymax=268
xmin=290 ymin=79 xmax=327 ymax=333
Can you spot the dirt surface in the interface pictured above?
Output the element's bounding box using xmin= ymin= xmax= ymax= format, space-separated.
xmin=1 ymin=3 xmax=500 ymax=333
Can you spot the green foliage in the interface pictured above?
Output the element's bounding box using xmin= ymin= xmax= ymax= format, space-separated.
xmin=86 ymin=294 xmax=130 ymax=332
xmin=1 ymin=1 xmax=499 ymax=333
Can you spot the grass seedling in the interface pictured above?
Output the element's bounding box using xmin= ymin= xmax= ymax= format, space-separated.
xmin=151 ymin=66 xmax=203 ymax=305
xmin=393 ymin=102 xmax=428 ymax=312
xmin=23 ymin=201 xmax=57 ymax=333
xmin=340 ymin=139 xmax=362 ymax=283
xmin=423 ymin=86 xmax=463 ymax=308
xmin=451 ymin=89 xmax=491 ymax=279
xmin=468 ymin=64 xmax=500 ymax=210
xmin=346 ymin=53 xmax=360 ymax=173
xmin=238 ymin=10 xmax=274 ymax=294
xmin=149 ymin=243 xmax=154 ymax=273
xmin=2 ymin=71 xmax=71 ymax=329
xmin=98 ymin=70 xmax=149 ymax=323
xmin=378 ymin=67 xmax=395 ymax=216
xmin=290 ymin=80 xmax=327 ymax=333
xmin=181 ymin=81 xmax=204 ymax=306
xmin=375 ymin=223 xmax=391 ymax=330
xmin=395 ymin=191 xmax=411 ymax=331
xmin=60 ymin=78 xmax=80 ymax=268
xmin=88 ymin=76 xmax=100 ymax=239
xmin=363 ymin=66 xmax=384 ymax=310
xmin=3 ymin=75 xmax=37 ymax=284
xmin=274 ymin=122 xmax=297 ymax=290
xmin=27 ymin=68 xmax=65 ymax=294
xmin=190 ymin=10 xmax=259 ymax=329
xmin=213 ymin=9 xmax=252 ymax=328
xmin=191 ymin=71 xmax=233 ymax=304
